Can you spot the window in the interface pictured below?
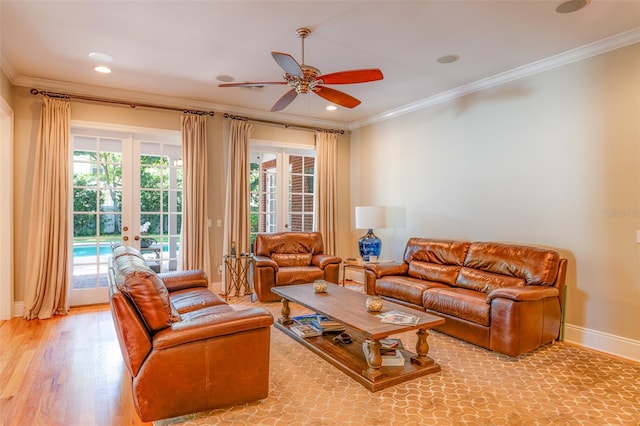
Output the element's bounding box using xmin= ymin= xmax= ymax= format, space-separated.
xmin=250 ymin=146 xmax=316 ymax=245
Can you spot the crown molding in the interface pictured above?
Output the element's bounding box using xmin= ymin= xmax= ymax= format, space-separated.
xmin=349 ymin=27 xmax=640 ymax=130
xmin=15 ymin=76 xmax=349 ymax=131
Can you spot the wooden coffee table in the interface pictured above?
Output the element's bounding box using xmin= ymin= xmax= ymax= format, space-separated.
xmin=271 ymin=283 xmax=445 ymax=392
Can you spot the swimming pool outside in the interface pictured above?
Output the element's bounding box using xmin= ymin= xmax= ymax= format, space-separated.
xmin=73 ymin=242 xmax=177 ymax=257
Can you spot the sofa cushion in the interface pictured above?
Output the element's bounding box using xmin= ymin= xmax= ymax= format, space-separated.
xmin=170 ymin=287 xmax=228 ymax=314
xmin=376 ymin=276 xmax=449 ymax=306
xmin=112 ymin=244 xmax=146 ymax=260
xmin=463 ymin=242 xmax=560 ymax=285
xmin=276 ymin=267 xmax=325 ymax=285
xmin=179 ymin=304 xmax=235 ymax=322
xmin=404 ymin=238 xmax=470 ymax=266
xmin=423 ymin=288 xmax=490 ymax=326
xmin=408 ymin=261 xmax=460 ymax=285
xmin=254 ymin=231 xmax=325 ymax=257
xmin=272 ymin=252 xmax=313 ymax=267
xmin=455 ymin=267 xmax=525 ymax=294
xmin=117 ymin=269 xmax=180 ymax=332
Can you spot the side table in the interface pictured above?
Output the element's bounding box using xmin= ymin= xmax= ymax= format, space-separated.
xmin=342 ymin=259 xmax=396 ymax=286
xmin=223 ymin=254 xmax=253 ymax=300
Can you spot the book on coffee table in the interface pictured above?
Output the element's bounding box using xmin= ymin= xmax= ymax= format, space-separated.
xmin=290 ymin=324 xmax=323 ymax=338
xmin=312 ymin=315 xmax=345 ymax=332
xmin=381 ymin=350 xmax=406 ymax=367
xmin=293 ymin=313 xmax=344 ymax=333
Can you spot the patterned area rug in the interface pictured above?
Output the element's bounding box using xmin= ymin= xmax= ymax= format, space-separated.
xmin=156 ymin=291 xmax=640 ymax=426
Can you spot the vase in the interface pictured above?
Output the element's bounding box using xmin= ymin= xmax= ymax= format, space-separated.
xmin=366 ymin=295 xmax=383 ymax=312
xmin=313 ymin=279 xmax=328 ymax=293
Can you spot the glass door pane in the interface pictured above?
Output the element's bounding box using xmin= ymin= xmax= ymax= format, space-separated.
xmin=71 ymin=136 xmax=122 ymax=292
xmin=139 ymin=142 xmax=182 ymax=272
xmin=288 ymin=154 xmax=315 ymax=232
xmin=250 ymin=151 xmax=279 ymax=245
xmin=249 ymin=148 xmax=316 ymax=246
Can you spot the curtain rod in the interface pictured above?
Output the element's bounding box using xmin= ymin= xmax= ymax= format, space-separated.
xmin=223 ymin=113 xmax=344 ymax=134
xmin=30 ymin=89 xmax=215 ymax=116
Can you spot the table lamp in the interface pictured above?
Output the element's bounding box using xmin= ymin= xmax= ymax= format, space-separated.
xmin=355 ymin=206 xmax=386 ymax=261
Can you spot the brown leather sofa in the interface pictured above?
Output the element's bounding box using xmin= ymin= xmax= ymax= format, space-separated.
xmin=252 ymin=232 xmax=342 ymax=302
xmin=363 ymin=238 xmax=567 ymax=357
xmin=108 ymin=245 xmax=274 ymax=422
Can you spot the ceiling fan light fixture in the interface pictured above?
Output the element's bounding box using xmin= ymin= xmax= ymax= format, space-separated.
xmin=220 ymin=26 xmax=383 ymax=112
xmin=326 ymin=105 xmax=337 ymax=111
xmin=556 ymin=0 xmax=590 ymax=14
xmin=94 ymin=65 xmax=111 ymax=74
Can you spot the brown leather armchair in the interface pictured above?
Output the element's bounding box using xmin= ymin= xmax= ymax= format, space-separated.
xmin=108 ymin=246 xmax=274 ymax=422
xmin=252 ymin=232 xmax=342 ymax=302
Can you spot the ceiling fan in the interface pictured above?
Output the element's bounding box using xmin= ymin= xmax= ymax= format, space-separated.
xmin=218 ymin=27 xmax=384 ymax=112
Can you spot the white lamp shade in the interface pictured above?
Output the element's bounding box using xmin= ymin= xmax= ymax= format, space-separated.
xmin=355 ymin=206 xmax=386 ymax=229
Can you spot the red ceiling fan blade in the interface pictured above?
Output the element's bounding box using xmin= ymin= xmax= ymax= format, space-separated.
xmin=218 ymin=81 xmax=287 ymax=87
xmin=271 ymin=89 xmax=298 ymax=112
xmin=314 ymin=86 xmax=361 ymax=108
xmin=271 ymin=52 xmax=303 ymax=77
xmin=318 ymin=69 xmax=383 ymax=85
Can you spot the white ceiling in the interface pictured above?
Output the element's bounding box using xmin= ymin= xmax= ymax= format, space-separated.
xmin=1 ymin=1 xmax=639 ymax=128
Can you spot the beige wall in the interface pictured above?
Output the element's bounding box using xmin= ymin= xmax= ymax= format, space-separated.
xmin=350 ymin=43 xmax=640 ymax=343
xmin=11 ymin=85 xmax=351 ymax=301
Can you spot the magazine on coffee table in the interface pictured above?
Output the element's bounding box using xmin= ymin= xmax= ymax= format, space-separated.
xmin=377 ymin=310 xmax=420 ymax=325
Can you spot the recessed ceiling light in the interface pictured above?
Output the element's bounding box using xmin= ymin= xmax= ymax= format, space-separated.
xmin=94 ymin=66 xmax=111 ymax=74
xmin=216 ymin=74 xmax=234 ymax=82
xmin=556 ymin=0 xmax=590 ymax=14
xmin=326 ymin=105 xmax=337 ymax=111
xmin=89 ymin=52 xmax=114 ymax=62
xmin=436 ymin=55 xmax=459 ymax=64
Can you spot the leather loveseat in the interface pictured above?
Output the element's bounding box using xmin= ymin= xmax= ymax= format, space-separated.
xmin=108 ymin=245 xmax=274 ymax=422
xmin=252 ymin=232 xmax=342 ymax=302
xmin=363 ymin=238 xmax=567 ymax=357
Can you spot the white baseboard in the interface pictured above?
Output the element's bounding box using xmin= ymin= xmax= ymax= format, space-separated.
xmin=13 ymin=301 xmax=23 ymax=317
xmin=563 ymin=323 xmax=640 ymax=362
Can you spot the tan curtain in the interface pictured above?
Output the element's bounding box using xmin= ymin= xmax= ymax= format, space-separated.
xmin=315 ymin=130 xmax=338 ymax=254
xmin=24 ymin=97 xmax=70 ymax=320
xmin=224 ymin=119 xmax=254 ymax=255
xmin=180 ymin=114 xmax=212 ymax=281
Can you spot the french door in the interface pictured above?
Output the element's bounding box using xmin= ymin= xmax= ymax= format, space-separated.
xmin=249 ymin=146 xmax=316 ymax=246
xmin=69 ymin=126 xmax=181 ymax=306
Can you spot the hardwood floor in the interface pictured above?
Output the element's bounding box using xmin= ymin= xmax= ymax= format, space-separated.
xmin=0 ymin=305 xmax=148 ymax=426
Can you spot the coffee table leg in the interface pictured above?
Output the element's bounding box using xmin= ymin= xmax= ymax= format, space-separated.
xmin=362 ymin=339 xmax=387 ymax=381
xmin=277 ymin=298 xmax=294 ymax=325
xmin=411 ymin=328 xmax=435 ymax=367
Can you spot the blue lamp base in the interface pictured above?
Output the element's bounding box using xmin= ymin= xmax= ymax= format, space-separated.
xmin=358 ymin=229 xmax=381 ymax=261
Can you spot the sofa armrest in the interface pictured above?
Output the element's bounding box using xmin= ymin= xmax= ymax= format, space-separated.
xmin=253 ymin=255 xmax=279 ymax=271
xmin=312 ymin=254 xmax=342 ymax=269
xmin=487 ymin=286 xmax=559 ymax=302
xmin=153 ymin=307 xmax=274 ymax=350
xmin=363 ymin=261 xmax=408 ymax=278
xmin=159 ymin=269 xmax=209 ymax=292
